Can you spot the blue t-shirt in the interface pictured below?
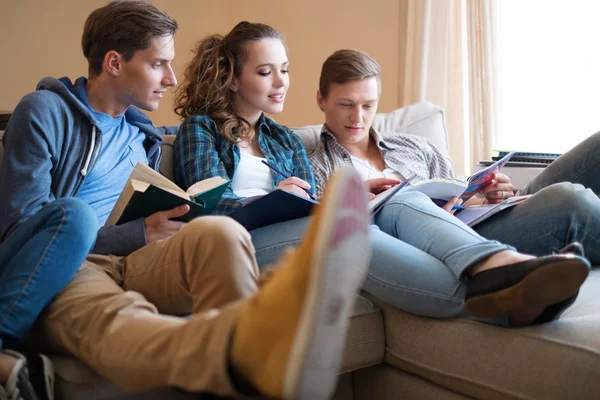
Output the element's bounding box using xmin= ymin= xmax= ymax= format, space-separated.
xmin=72 ymin=80 xmax=148 ymax=225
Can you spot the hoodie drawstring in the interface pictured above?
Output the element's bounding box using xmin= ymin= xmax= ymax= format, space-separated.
xmin=80 ymin=126 xmax=96 ymax=176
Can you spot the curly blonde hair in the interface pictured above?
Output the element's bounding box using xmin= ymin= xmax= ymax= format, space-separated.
xmin=175 ymin=21 xmax=284 ymax=143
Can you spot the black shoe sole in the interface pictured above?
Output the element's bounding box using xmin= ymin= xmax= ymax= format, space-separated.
xmin=465 ymin=258 xmax=589 ymax=318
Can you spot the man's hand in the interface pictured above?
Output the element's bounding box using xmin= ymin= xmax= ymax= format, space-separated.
xmin=480 ymin=173 xmax=515 ymax=204
xmin=276 ymin=177 xmax=311 ymax=198
xmin=144 ymin=205 xmax=190 ymax=243
xmin=365 ymin=177 xmax=402 ymax=195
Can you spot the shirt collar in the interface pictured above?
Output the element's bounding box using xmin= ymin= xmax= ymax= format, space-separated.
xmin=320 ymin=124 xmax=398 ymax=150
xmin=257 ymin=113 xmax=273 ymax=137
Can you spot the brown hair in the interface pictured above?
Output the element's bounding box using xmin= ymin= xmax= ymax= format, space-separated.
xmin=319 ymin=49 xmax=381 ymax=98
xmin=82 ymin=1 xmax=178 ymax=77
xmin=174 ymin=21 xmax=284 ymax=144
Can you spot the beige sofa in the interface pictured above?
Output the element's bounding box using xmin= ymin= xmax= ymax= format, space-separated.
xmin=2 ymin=101 xmax=600 ymax=399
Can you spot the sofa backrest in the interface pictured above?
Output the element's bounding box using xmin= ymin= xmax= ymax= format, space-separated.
xmin=292 ymin=101 xmax=449 ymax=157
xmin=0 ymin=101 xmax=449 ymax=183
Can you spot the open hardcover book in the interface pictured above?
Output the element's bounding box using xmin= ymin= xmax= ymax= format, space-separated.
xmin=229 ymin=189 xmax=319 ymax=231
xmin=105 ymin=162 xmax=229 ymax=226
xmin=406 ymin=151 xmax=516 ymax=202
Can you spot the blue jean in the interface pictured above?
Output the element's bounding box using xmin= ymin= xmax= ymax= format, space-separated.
xmin=475 ymin=131 xmax=600 ymax=264
xmin=250 ymin=191 xmax=512 ymax=323
xmin=0 ymin=198 xmax=97 ymax=350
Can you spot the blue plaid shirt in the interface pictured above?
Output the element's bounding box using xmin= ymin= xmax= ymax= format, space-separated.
xmin=174 ymin=113 xmax=315 ymax=215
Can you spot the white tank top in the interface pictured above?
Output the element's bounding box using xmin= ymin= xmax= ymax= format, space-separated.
xmin=231 ymin=152 xmax=273 ymax=197
xmin=349 ymin=154 xmax=403 ymax=181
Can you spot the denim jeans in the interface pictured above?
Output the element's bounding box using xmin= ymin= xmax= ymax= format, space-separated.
xmin=524 ymin=130 xmax=600 ymax=196
xmin=475 ymin=131 xmax=600 ymax=264
xmin=0 ymin=198 xmax=97 ymax=350
xmin=250 ymin=191 xmax=512 ymax=323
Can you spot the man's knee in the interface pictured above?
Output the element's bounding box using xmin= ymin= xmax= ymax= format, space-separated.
xmin=388 ymin=190 xmax=432 ymax=206
xmin=179 ymin=217 xmax=258 ymax=287
xmin=183 ymin=216 xmax=252 ymax=247
xmin=52 ymin=198 xmax=98 ymax=234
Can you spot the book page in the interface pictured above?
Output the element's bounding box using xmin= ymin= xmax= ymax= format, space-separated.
xmin=105 ymin=179 xmax=153 ymax=226
xmin=186 ymin=176 xmax=229 ymax=197
xmin=407 ymin=178 xmax=467 ymax=201
xmin=130 ymin=162 xmax=184 ymax=194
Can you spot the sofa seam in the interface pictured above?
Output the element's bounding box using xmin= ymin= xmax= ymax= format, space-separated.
xmin=384 ymin=349 xmax=529 ymax=400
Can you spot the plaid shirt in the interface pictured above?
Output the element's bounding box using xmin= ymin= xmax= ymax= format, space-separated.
xmin=310 ymin=125 xmax=455 ymax=197
xmin=174 ymin=113 xmax=315 ymax=215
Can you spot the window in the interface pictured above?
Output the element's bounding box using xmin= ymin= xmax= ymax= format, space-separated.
xmin=496 ymin=1 xmax=600 ymax=153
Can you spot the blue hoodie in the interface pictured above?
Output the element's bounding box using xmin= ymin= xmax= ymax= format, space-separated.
xmin=0 ymin=76 xmax=174 ymax=256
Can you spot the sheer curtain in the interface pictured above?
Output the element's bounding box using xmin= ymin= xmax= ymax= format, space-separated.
xmin=398 ymin=0 xmax=498 ymax=176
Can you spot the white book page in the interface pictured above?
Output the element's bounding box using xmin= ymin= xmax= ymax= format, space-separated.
xmin=406 ymin=179 xmax=467 ymax=201
xmin=130 ymin=162 xmax=184 ymax=194
xmin=186 ymin=176 xmax=229 ymax=197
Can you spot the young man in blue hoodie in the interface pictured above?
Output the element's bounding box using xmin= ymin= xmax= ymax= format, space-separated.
xmin=0 ymin=1 xmax=372 ymax=399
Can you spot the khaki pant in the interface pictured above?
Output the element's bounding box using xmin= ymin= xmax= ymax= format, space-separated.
xmin=40 ymin=216 xmax=259 ymax=396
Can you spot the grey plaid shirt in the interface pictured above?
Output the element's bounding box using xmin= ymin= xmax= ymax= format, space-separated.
xmin=309 ymin=126 xmax=456 ymax=197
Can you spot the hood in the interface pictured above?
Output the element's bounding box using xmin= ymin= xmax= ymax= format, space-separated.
xmin=37 ymin=76 xmax=97 ymax=125
xmin=35 ymin=76 xmax=162 ymax=142
xmin=35 ymin=76 xmax=163 ymax=175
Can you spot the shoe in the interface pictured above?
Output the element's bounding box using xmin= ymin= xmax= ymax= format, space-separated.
xmin=0 ymin=351 xmax=54 ymax=400
xmin=557 ymin=242 xmax=584 ymax=257
xmin=532 ymin=242 xmax=585 ymax=324
xmin=230 ymin=168 xmax=371 ymax=400
xmin=465 ymin=243 xmax=590 ymax=319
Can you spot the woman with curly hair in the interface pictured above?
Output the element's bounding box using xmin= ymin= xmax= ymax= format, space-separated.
xmin=173 ymin=21 xmax=590 ymax=327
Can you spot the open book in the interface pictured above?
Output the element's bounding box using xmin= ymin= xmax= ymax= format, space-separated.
xmin=229 ymin=189 xmax=319 ymax=231
xmin=406 ymin=151 xmax=516 ymax=202
xmin=454 ymin=195 xmax=531 ymax=227
xmin=105 ymin=162 xmax=229 ymax=226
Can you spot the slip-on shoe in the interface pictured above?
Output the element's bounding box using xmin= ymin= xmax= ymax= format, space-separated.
xmin=465 ymin=243 xmax=590 ymax=319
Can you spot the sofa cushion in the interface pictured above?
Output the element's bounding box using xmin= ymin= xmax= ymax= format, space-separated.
xmin=371 ymin=269 xmax=600 ymax=400
xmin=291 ymin=101 xmax=449 ymax=157
xmin=159 ymin=135 xmax=175 ymax=181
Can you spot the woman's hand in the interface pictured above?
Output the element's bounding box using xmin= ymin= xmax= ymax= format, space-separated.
xmin=480 ymin=173 xmax=515 ymax=204
xmin=441 ymin=196 xmax=463 ymax=214
xmin=276 ymin=176 xmax=312 ymax=198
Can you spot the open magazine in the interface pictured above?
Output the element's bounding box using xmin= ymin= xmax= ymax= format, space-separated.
xmin=454 ymin=195 xmax=531 ymax=227
xmin=368 ymin=176 xmax=415 ymax=215
xmin=406 ymin=151 xmax=516 ymax=201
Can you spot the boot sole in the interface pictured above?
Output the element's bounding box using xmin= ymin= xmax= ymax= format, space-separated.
xmin=464 ymin=258 xmax=589 ymax=318
xmin=284 ymin=170 xmax=371 ymax=400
